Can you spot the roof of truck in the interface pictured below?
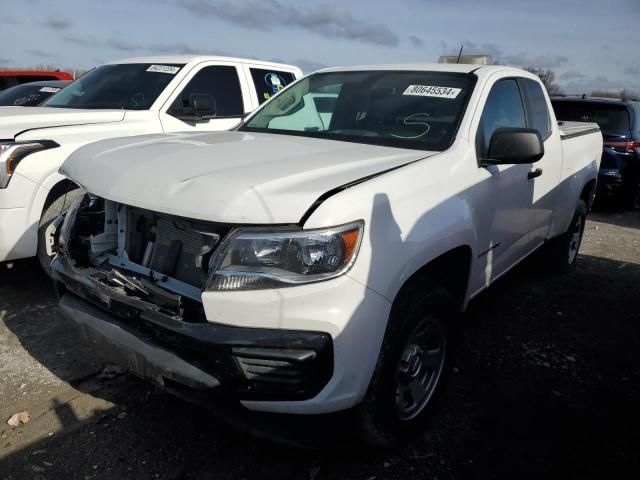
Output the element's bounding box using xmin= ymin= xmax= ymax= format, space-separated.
xmin=105 ymin=55 xmax=301 ymax=70
xmin=317 ymin=63 xmax=529 ymax=75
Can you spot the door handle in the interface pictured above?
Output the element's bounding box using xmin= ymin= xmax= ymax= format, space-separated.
xmin=528 ymin=168 xmax=543 ymax=180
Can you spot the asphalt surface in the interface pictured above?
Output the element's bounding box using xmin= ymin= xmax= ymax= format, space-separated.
xmin=0 ymin=209 xmax=639 ymax=479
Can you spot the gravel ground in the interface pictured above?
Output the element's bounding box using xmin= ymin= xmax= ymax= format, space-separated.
xmin=0 ymin=209 xmax=638 ymax=480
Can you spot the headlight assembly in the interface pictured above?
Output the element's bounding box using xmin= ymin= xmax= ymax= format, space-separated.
xmin=0 ymin=140 xmax=59 ymax=188
xmin=207 ymin=221 xmax=363 ymax=291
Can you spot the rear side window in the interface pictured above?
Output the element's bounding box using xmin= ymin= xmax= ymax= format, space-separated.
xmin=552 ymin=101 xmax=631 ymax=134
xmin=521 ymin=79 xmax=551 ymax=139
xmin=477 ymin=79 xmax=526 ymax=158
xmin=170 ymin=65 xmax=244 ymax=118
xmin=249 ymin=68 xmax=296 ymax=104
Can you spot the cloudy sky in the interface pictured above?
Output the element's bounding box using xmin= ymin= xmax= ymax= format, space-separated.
xmin=1 ymin=0 xmax=639 ymax=93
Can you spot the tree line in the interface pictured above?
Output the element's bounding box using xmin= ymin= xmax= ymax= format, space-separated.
xmin=524 ymin=67 xmax=639 ymax=99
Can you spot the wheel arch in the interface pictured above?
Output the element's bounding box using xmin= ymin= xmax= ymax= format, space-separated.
xmin=580 ymin=178 xmax=597 ymax=211
xmin=390 ymin=245 xmax=473 ymax=318
xmin=29 ymin=172 xmax=80 ymax=227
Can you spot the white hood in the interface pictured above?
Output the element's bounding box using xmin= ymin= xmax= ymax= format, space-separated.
xmin=61 ymin=131 xmax=435 ymax=224
xmin=0 ymin=107 xmax=125 ymax=139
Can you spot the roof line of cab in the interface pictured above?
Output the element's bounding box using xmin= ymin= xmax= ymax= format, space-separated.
xmin=104 ymin=55 xmax=301 ymax=70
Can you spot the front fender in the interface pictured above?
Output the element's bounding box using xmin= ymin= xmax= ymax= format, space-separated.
xmin=304 ymin=165 xmax=476 ymax=303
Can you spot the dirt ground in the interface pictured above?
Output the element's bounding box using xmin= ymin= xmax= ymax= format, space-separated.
xmin=0 ymin=209 xmax=639 ymax=480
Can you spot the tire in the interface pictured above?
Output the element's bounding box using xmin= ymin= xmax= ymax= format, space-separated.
xmin=546 ymin=200 xmax=587 ymax=273
xmin=37 ymin=188 xmax=83 ymax=275
xmin=355 ymin=280 xmax=456 ymax=448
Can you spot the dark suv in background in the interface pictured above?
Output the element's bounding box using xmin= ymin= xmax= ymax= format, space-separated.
xmin=552 ymin=96 xmax=640 ymax=207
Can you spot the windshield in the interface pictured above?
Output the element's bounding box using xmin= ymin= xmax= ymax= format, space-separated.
xmin=42 ymin=63 xmax=184 ymax=110
xmin=241 ymin=70 xmax=475 ymax=150
xmin=0 ymin=83 xmax=64 ymax=106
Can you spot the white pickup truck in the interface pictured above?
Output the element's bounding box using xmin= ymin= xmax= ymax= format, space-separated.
xmin=0 ymin=55 xmax=302 ymax=268
xmin=51 ymin=64 xmax=602 ymax=446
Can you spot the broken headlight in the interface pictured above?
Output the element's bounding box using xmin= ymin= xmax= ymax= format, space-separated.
xmin=0 ymin=141 xmax=59 ymax=188
xmin=207 ymin=221 xmax=363 ymax=291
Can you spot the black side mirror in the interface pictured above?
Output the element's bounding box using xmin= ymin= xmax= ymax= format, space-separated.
xmin=190 ymin=93 xmax=217 ymax=119
xmin=172 ymin=93 xmax=217 ymax=121
xmin=484 ymin=128 xmax=544 ymax=165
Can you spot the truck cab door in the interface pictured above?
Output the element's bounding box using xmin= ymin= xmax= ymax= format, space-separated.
xmin=160 ymin=63 xmax=252 ymax=133
xmin=473 ymin=78 xmax=540 ymax=285
xmin=518 ymin=78 xmax=563 ymax=245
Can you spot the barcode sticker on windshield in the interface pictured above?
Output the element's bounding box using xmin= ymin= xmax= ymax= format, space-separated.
xmin=39 ymin=87 xmax=61 ymax=93
xmin=146 ymin=65 xmax=180 ymax=74
xmin=403 ymin=85 xmax=461 ymax=99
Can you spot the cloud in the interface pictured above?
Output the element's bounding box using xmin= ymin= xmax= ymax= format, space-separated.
xmin=560 ymin=70 xmax=586 ymax=80
xmin=107 ymin=39 xmax=141 ymax=52
xmin=26 ymin=48 xmax=53 ymax=58
xmin=408 ymin=35 xmax=425 ymax=48
xmin=560 ymin=74 xmax=640 ymax=95
xmin=41 ymin=17 xmax=72 ymax=30
xmin=147 ymin=43 xmax=222 ymax=55
xmin=624 ymin=66 xmax=639 ymax=76
xmin=61 ymin=33 xmax=102 ymax=48
xmin=0 ymin=57 xmax=10 ymax=64
xmin=293 ymin=59 xmax=328 ymax=73
xmin=177 ymin=0 xmax=399 ymax=47
xmin=61 ymin=34 xmax=226 ymax=57
xmin=461 ymin=41 xmax=503 ymax=59
xmin=502 ymin=53 xmax=569 ymax=69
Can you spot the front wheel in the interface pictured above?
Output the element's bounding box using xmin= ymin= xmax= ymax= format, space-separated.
xmin=546 ymin=200 xmax=587 ymax=273
xmin=355 ymin=282 xmax=455 ymax=448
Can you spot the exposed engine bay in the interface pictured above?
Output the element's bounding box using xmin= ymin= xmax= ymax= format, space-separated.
xmin=62 ymin=194 xmax=231 ymax=322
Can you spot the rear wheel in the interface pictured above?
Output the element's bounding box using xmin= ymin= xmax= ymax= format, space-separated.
xmin=546 ymin=200 xmax=587 ymax=273
xmin=37 ymin=188 xmax=82 ymax=275
xmin=355 ymin=282 xmax=455 ymax=448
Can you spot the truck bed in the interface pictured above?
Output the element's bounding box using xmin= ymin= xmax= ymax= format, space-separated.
xmin=558 ymin=121 xmax=600 ymax=140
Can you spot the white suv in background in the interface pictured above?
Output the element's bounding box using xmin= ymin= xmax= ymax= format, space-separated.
xmin=0 ymin=55 xmax=302 ymax=270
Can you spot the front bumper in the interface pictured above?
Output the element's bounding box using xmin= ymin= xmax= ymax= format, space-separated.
xmin=0 ymin=173 xmax=40 ymax=262
xmin=52 ymin=255 xmax=334 ymax=403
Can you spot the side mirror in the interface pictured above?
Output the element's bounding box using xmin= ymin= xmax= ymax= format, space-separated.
xmin=484 ymin=128 xmax=544 ymax=165
xmin=172 ymin=93 xmax=217 ymax=121
xmin=190 ymin=93 xmax=217 ymax=119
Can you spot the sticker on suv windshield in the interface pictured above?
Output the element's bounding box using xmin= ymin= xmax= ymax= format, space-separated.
xmin=403 ymin=85 xmax=461 ymax=99
xmin=146 ymin=65 xmax=180 ymax=74
xmin=39 ymin=87 xmax=61 ymax=93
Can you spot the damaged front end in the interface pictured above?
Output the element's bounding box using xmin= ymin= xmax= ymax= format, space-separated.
xmin=51 ymin=193 xmax=333 ymax=402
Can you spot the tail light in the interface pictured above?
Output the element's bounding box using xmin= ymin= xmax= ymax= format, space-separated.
xmin=605 ymin=140 xmax=640 ymax=153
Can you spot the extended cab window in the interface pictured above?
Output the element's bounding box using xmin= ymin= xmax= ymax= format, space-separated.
xmin=242 ymin=70 xmax=475 ymax=151
xmin=522 ymin=78 xmax=551 ymax=139
xmin=169 ymin=65 xmax=244 ymax=118
xmin=477 ymin=79 xmax=526 ymax=159
xmin=250 ymin=68 xmax=296 ymax=104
